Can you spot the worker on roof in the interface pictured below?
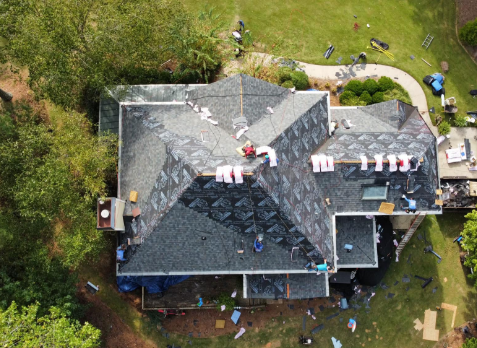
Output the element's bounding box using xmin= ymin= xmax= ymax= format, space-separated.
xmin=253 ymin=237 xmax=263 ymax=252
xmin=262 ymin=154 xmax=279 ymax=165
xmin=242 ymin=141 xmax=256 ymax=158
xmin=116 ymin=244 xmax=127 ymax=262
xmin=401 ymin=195 xmax=417 ymax=213
xmin=305 ymin=259 xmax=330 ymax=272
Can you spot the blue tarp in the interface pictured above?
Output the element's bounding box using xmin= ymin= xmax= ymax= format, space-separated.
xmin=117 ymin=275 xmax=190 ymax=293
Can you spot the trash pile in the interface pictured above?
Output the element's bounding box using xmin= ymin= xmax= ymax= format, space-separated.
xmin=441 ymin=180 xmax=477 ymax=208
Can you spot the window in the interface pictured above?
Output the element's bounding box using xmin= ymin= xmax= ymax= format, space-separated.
xmin=362 ymin=185 xmax=388 ymax=200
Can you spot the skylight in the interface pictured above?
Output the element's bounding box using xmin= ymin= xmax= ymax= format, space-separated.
xmin=362 ymin=186 xmax=388 ymax=200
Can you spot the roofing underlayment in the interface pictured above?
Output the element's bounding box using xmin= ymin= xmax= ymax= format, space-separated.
xmin=101 ymin=75 xmax=441 ymax=297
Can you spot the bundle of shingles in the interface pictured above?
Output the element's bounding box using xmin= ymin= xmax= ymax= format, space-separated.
xmin=186 ymin=101 xmax=218 ymax=125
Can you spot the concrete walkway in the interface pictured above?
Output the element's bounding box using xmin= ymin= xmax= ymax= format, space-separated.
xmin=298 ymin=61 xmax=437 ymax=136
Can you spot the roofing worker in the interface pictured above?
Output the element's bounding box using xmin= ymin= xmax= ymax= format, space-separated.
xmin=242 ymin=142 xmax=256 ymax=158
xmin=116 ymin=244 xmax=127 ymax=262
xmin=253 ymin=236 xmax=263 ymax=252
xmin=305 ymin=259 xmax=330 ymax=272
xmin=238 ymin=20 xmax=245 ymax=32
xmin=262 ymin=154 xmax=279 ymax=165
xmin=401 ymin=195 xmax=417 ymax=213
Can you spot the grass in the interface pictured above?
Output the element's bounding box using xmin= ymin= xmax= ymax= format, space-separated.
xmin=83 ymin=214 xmax=477 ymax=348
xmin=183 ymin=0 xmax=477 ymax=126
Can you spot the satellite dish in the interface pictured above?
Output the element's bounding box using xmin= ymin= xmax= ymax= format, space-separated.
xmin=101 ymin=210 xmax=110 ymax=218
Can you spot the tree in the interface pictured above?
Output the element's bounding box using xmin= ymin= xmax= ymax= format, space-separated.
xmin=167 ymin=7 xmax=229 ymax=83
xmin=461 ymin=210 xmax=477 ymax=286
xmin=454 ymin=114 xmax=468 ymax=127
xmin=0 ymin=302 xmax=100 ymax=348
xmin=363 ymin=79 xmax=379 ymax=95
xmin=359 ymin=91 xmax=373 ymax=105
xmin=0 ymin=88 xmax=12 ymax=102
xmin=339 ymin=91 xmax=359 ymax=106
xmin=460 ymin=19 xmax=477 ymax=46
xmin=0 ymin=0 xmax=185 ymax=109
xmin=0 ymin=103 xmax=116 ymax=268
xmin=378 ymin=76 xmax=394 ymax=92
xmin=372 ymin=91 xmax=385 ymax=103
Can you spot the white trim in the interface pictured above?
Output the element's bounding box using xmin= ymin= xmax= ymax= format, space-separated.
xmin=338 ymin=263 xmax=379 ymax=269
xmin=120 ymin=102 xmax=186 ymax=106
xmin=332 ymin=214 xmax=338 ymax=269
xmin=118 ymin=269 xmax=317 ymax=276
xmin=243 ymin=274 xmax=248 ymax=299
xmin=105 ymin=88 xmax=120 ymax=104
xmin=334 ymin=211 xmax=441 ymax=216
xmin=114 ymin=84 xmax=206 ymax=88
xmin=118 ymin=105 xmax=123 ymax=198
xmin=330 ymin=106 xmax=358 ymax=109
xmin=372 ymin=217 xmax=378 ymax=266
xmin=326 ymin=91 xmax=332 ymax=136
xmin=295 ymin=91 xmax=327 ymax=94
xmin=325 ymin=273 xmax=330 ymax=296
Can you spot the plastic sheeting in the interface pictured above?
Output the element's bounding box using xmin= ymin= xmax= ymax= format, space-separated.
xmin=117 ymin=275 xmax=190 ymax=293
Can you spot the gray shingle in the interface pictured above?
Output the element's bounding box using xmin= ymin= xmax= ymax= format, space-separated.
xmin=336 ymin=216 xmax=376 ymax=266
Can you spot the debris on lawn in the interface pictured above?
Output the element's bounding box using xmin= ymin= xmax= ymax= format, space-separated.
xmin=326 ymin=312 xmax=340 ymax=320
xmin=441 ymin=303 xmax=457 ymax=327
xmin=231 ymin=310 xmax=241 ymax=324
xmin=302 ymin=316 xmax=307 ymax=330
xmin=215 ymin=320 xmax=225 ymax=329
xmin=423 ymin=309 xmax=439 ymax=341
xmin=332 ymin=336 xmax=343 ymax=348
xmin=414 ymin=318 xmax=423 ymax=331
xmin=311 ymin=324 xmax=324 ymax=334
xmin=234 ymin=327 xmax=246 ymax=339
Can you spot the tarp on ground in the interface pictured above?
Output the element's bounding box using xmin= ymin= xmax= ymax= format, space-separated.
xmin=117 ymin=275 xmax=190 ymax=293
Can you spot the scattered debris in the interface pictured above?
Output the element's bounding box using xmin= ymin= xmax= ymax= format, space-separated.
xmin=410 ymin=55 xmax=415 ymax=60
xmin=441 ymin=303 xmax=457 ymax=327
xmin=422 ymin=33 xmax=434 ymax=49
xmin=288 ymin=304 xmax=295 ymax=310
xmin=326 ymin=312 xmax=340 ymax=320
xmin=432 ymin=287 xmax=438 ymax=294
xmin=231 ymin=290 xmax=237 ymax=298
xmin=215 ymin=320 xmax=225 ymax=329
xmin=303 ymin=316 xmax=307 ymax=330
xmin=429 ymin=107 xmax=435 ymax=114
xmin=336 ymin=56 xmax=343 ymax=64
xmin=234 ymin=328 xmax=246 ymax=339
xmin=324 ymin=45 xmax=335 ymax=59
xmin=220 ymin=305 xmax=225 ymax=311
xmin=421 ymin=58 xmax=432 ymax=67
xmin=231 ymin=310 xmax=241 ymax=324
xmin=311 ymin=324 xmax=324 ymax=334
xmin=308 ymin=307 xmax=315 ymax=315
xmin=387 ymin=293 xmax=395 ymax=299
xmin=423 ymin=309 xmax=439 ymax=341
xmin=332 ymin=337 xmax=343 ymax=348
xmin=247 ymin=321 xmax=253 ymax=327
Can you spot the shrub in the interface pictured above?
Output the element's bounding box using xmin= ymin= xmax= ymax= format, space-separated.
xmin=359 ymin=91 xmax=373 ymax=105
xmin=290 ymin=71 xmax=309 ymax=90
xmin=462 ymin=337 xmax=477 ymax=348
xmin=438 ymin=120 xmax=451 ymax=135
xmin=278 ymin=67 xmax=293 ymax=84
xmin=344 ymin=80 xmax=363 ymax=96
xmin=378 ymin=76 xmax=394 ymax=92
xmin=331 ymin=87 xmax=337 ymax=94
xmin=372 ymin=91 xmax=384 ymax=103
xmin=281 ymin=80 xmax=294 ymax=88
xmin=383 ymin=82 xmax=412 ymax=105
xmin=363 ymin=79 xmax=379 ymax=95
xmin=339 ymin=91 xmax=359 ymax=106
xmin=216 ymin=293 xmax=236 ymax=311
xmin=325 ymin=82 xmax=330 ymax=89
xmin=454 ymin=114 xmax=468 ymax=127
xmin=459 ymin=19 xmax=477 ymax=46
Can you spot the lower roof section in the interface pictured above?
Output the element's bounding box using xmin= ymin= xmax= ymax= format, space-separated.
xmin=245 ymin=273 xmax=329 ymax=299
xmin=335 ymin=215 xmax=378 ymax=268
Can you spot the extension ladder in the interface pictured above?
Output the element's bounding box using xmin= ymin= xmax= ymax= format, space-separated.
xmin=395 ymin=212 xmax=427 ymax=260
xmin=422 ymin=34 xmax=434 ymax=50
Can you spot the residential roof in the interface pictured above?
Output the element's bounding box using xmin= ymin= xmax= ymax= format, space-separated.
xmin=335 ymin=216 xmax=377 ymax=267
xmin=246 ymin=273 xmax=328 ymax=299
xmin=107 ymin=74 xmax=440 ymax=281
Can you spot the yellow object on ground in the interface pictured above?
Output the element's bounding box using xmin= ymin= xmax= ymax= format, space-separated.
xmin=441 ymin=303 xmax=457 ymax=328
xmin=130 ymin=191 xmax=138 ymax=203
xmin=423 ymin=309 xmax=439 ymax=341
xmin=413 ymin=318 xmax=423 ymax=331
xmin=215 ymin=320 xmax=225 ymax=329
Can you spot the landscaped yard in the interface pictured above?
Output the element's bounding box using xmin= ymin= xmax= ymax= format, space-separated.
xmin=81 ymin=214 xmax=477 ymax=348
xmin=183 ymin=0 xmax=477 ymax=125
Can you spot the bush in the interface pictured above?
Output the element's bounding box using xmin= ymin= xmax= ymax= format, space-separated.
xmin=339 ymin=91 xmax=359 ymax=106
xmin=438 ymin=120 xmax=451 ymax=135
xmin=281 ymin=80 xmax=294 ymax=88
xmin=278 ymin=67 xmax=293 ymax=84
xmin=344 ymin=80 xmax=363 ymax=96
xmin=359 ymin=91 xmax=373 ymax=105
xmin=216 ymin=293 xmax=236 ymax=311
xmin=383 ymin=82 xmax=412 ymax=105
xmin=363 ymin=79 xmax=379 ymax=95
xmin=462 ymin=337 xmax=477 ymax=348
xmin=459 ymin=19 xmax=477 ymax=46
xmin=454 ymin=114 xmax=468 ymax=127
xmin=378 ymin=76 xmax=394 ymax=92
xmin=372 ymin=91 xmax=384 ymax=103
xmin=290 ymin=71 xmax=309 ymax=90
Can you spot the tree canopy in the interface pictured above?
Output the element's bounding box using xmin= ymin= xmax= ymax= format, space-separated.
xmin=0 ymin=0 xmax=185 ymax=108
xmin=0 ymin=302 xmax=100 ymax=347
xmin=462 ymin=210 xmax=477 ymax=286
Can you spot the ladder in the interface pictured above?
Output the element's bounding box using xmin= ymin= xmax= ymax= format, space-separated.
xmin=396 ymin=212 xmax=427 ymax=261
xmin=422 ymin=34 xmax=434 ymax=50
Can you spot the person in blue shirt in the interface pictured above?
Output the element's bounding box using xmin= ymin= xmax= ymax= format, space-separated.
xmin=262 ymin=154 xmax=279 ymax=165
xmin=401 ymin=195 xmax=417 ymax=213
xmin=116 ymin=244 xmax=127 ymax=261
xmin=238 ymin=20 xmax=245 ymax=32
xmin=305 ymin=259 xmax=330 ymax=272
xmin=253 ymin=237 xmax=264 ymax=252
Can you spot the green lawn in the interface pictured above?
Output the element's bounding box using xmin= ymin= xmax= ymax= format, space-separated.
xmin=84 ymin=214 xmax=477 ymax=348
xmin=183 ymin=0 xmax=477 ymax=125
